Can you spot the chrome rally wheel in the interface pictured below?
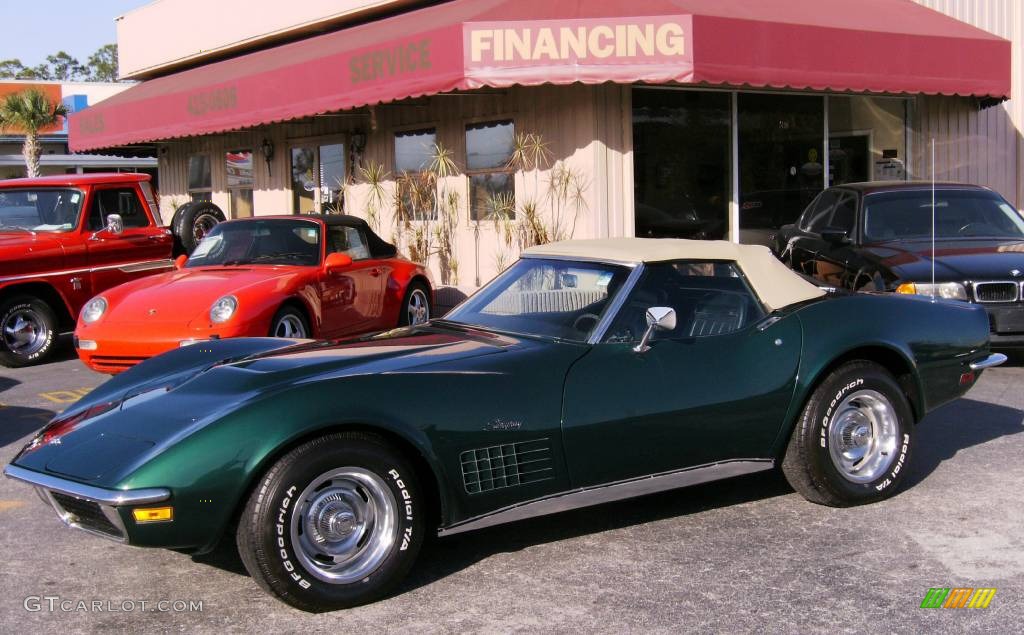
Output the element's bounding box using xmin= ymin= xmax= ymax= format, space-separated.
xmin=291 ymin=467 xmax=397 ymax=584
xmin=237 ymin=432 xmax=424 ymax=612
xmin=782 ymin=361 xmax=914 ymax=507
xmin=0 ymin=296 xmax=58 ymax=368
xmin=826 ymin=389 xmax=899 ymax=483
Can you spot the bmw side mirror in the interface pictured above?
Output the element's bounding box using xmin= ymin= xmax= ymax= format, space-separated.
xmin=820 ymin=227 xmax=850 ymax=245
xmin=105 ymin=213 xmax=124 ymax=235
xmin=634 ymin=306 xmax=677 ymax=354
xmin=324 ymin=252 xmax=353 ymax=274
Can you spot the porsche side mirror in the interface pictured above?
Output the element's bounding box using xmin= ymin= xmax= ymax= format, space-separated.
xmin=633 ymin=306 xmax=677 ymax=354
xmin=105 ymin=213 xmax=124 ymax=235
xmin=174 ymin=254 xmax=188 ymax=270
xmin=324 ymin=252 xmax=353 ymax=274
xmin=820 ymin=227 xmax=850 ymax=245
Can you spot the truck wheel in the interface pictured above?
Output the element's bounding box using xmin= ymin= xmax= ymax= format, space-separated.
xmin=172 ymin=201 xmax=225 ymax=255
xmin=782 ymin=361 xmax=914 ymax=507
xmin=237 ymin=432 xmax=424 ymax=612
xmin=0 ymin=295 xmax=58 ymax=368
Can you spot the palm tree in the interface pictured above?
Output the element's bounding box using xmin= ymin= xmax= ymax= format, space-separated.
xmin=0 ymin=89 xmax=68 ymax=178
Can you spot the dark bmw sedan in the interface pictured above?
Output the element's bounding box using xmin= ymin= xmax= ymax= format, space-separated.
xmin=773 ymin=182 xmax=1024 ymax=348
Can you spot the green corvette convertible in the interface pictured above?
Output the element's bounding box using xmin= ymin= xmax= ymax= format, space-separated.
xmin=5 ymin=238 xmax=1004 ymax=612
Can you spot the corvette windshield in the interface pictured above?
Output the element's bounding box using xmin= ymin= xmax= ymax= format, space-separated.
xmin=443 ymin=258 xmax=632 ymax=341
xmin=864 ymin=190 xmax=1024 ymax=241
xmin=0 ymin=188 xmax=83 ymax=232
xmin=186 ymin=219 xmax=321 ymax=267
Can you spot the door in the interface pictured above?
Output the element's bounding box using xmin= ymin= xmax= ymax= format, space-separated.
xmin=290 ymin=142 xmax=346 ymax=214
xmin=83 ymin=185 xmax=173 ymax=295
xmin=561 ymin=261 xmax=802 ymax=487
xmin=789 ymin=190 xmax=860 ymax=288
xmin=320 ymin=224 xmax=387 ymax=336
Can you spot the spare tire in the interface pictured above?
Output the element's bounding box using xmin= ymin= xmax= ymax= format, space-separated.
xmin=172 ymin=201 xmax=226 ymax=255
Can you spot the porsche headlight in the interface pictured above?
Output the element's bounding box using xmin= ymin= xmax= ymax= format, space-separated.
xmin=81 ymin=297 xmax=108 ymax=324
xmin=210 ymin=295 xmax=238 ymax=323
xmin=896 ymin=282 xmax=968 ymax=301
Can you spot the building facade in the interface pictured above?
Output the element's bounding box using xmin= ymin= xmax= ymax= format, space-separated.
xmin=72 ymin=0 xmax=1016 ymax=290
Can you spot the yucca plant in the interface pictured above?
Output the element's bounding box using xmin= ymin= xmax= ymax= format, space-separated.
xmin=0 ymin=89 xmax=68 ymax=178
xmin=358 ymin=161 xmax=390 ymax=232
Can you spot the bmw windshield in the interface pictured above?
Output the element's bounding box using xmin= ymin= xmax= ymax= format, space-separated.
xmin=187 ymin=219 xmax=322 ymax=267
xmin=0 ymin=188 xmax=83 ymax=232
xmin=864 ymin=189 xmax=1024 ymax=241
xmin=442 ymin=258 xmax=632 ymax=342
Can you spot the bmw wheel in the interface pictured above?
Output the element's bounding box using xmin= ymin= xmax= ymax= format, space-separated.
xmin=0 ymin=295 xmax=58 ymax=368
xmin=237 ymin=432 xmax=424 ymax=612
xmin=781 ymin=361 xmax=914 ymax=507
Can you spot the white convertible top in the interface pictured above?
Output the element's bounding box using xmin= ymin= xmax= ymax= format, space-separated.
xmin=523 ymin=237 xmax=825 ymax=311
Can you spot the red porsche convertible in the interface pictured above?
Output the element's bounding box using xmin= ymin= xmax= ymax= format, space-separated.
xmin=73 ymin=215 xmax=432 ymax=373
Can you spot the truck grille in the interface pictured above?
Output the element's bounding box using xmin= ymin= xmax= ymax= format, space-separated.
xmin=49 ymin=491 xmax=124 ymax=540
xmin=460 ymin=439 xmax=554 ymax=494
xmin=974 ymin=282 xmax=1019 ymax=303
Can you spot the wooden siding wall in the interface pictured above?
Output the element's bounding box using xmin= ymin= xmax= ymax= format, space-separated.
xmin=157 ymin=84 xmax=630 ymax=288
xmin=911 ymin=0 xmax=1024 ymax=206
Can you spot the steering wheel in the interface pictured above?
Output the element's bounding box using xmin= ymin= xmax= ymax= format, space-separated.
xmin=572 ymin=313 xmax=601 ymax=333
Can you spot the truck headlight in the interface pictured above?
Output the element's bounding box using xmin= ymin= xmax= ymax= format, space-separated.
xmin=81 ymin=297 xmax=108 ymax=323
xmin=210 ymin=295 xmax=237 ymax=323
xmin=896 ymin=282 xmax=968 ymax=301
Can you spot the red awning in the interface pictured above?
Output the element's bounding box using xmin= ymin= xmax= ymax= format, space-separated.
xmin=70 ymin=0 xmax=1011 ymax=152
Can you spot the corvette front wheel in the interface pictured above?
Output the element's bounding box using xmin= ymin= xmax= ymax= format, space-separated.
xmin=237 ymin=433 xmax=424 ymax=612
xmin=781 ymin=361 xmax=914 ymax=507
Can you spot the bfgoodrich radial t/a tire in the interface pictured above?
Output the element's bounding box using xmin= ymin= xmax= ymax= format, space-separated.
xmin=782 ymin=361 xmax=914 ymax=507
xmin=0 ymin=295 xmax=59 ymax=368
xmin=237 ymin=432 xmax=424 ymax=612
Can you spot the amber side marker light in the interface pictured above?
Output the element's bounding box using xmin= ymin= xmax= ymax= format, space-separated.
xmin=132 ymin=507 xmax=173 ymax=523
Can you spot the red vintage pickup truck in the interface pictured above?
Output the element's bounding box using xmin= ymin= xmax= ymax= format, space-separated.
xmin=0 ymin=173 xmax=222 ymax=367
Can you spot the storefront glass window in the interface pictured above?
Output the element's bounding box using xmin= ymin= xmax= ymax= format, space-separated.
xmin=188 ymin=154 xmax=212 ymax=202
xmin=738 ymin=93 xmax=825 ymax=245
xmin=319 ymin=143 xmax=346 ymax=213
xmin=827 ymin=96 xmax=908 ymax=186
xmin=226 ymin=150 xmax=254 ymax=219
xmin=395 ymin=129 xmax=436 ymax=173
xmin=466 ymin=120 xmax=515 ymax=220
xmin=633 ymin=89 xmax=730 ymax=240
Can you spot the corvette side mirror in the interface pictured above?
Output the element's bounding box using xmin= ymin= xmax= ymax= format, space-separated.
xmin=634 ymin=306 xmax=677 ymax=353
xmin=105 ymin=213 xmax=124 ymax=235
xmin=174 ymin=254 xmax=188 ymax=270
xmin=820 ymin=227 xmax=850 ymax=245
xmin=324 ymin=252 xmax=353 ymax=274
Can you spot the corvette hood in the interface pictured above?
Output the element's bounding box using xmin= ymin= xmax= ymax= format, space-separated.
xmin=861 ymin=238 xmax=1024 ymax=282
xmin=12 ymin=324 xmax=527 ymax=481
xmin=102 ymin=266 xmax=305 ymax=324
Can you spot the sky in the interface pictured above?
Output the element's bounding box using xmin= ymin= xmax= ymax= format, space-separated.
xmin=0 ymin=0 xmax=150 ymax=66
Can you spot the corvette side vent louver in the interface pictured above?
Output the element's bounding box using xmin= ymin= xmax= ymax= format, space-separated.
xmin=461 ymin=439 xmax=553 ymax=494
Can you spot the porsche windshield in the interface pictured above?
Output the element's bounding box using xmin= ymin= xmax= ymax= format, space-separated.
xmin=864 ymin=189 xmax=1024 ymax=241
xmin=0 ymin=188 xmax=83 ymax=232
xmin=443 ymin=258 xmax=632 ymax=341
xmin=187 ymin=219 xmax=321 ymax=267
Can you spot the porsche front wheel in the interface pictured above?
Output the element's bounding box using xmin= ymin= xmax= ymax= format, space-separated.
xmin=237 ymin=433 xmax=424 ymax=612
xmin=269 ymin=306 xmax=310 ymax=339
xmin=781 ymin=361 xmax=914 ymax=507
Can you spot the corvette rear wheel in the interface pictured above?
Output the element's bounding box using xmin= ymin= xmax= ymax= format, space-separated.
xmin=782 ymin=361 xmax=914 ymax=507
xmin=270 ymin=306 xmax=309 ymax=339
xmin=237 ymin=433 xmax=423 ymax=612
xmin=0 ymin=295 xmax=58 ymax=368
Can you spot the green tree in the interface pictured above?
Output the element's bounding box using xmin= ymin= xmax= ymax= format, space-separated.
xmin=46 ymin=51 xmax=87 ymax=81
xmin=86 ymin=44 xmax=119 ymax=82
xmin=0 ymin=58 xmax=51 ymax=80
xmin=0 ymin=89 xmax=68 ymax=178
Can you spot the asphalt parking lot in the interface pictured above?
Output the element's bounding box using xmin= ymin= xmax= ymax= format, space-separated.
xmin=1 ymin=338 xmax=1022 ymax=633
